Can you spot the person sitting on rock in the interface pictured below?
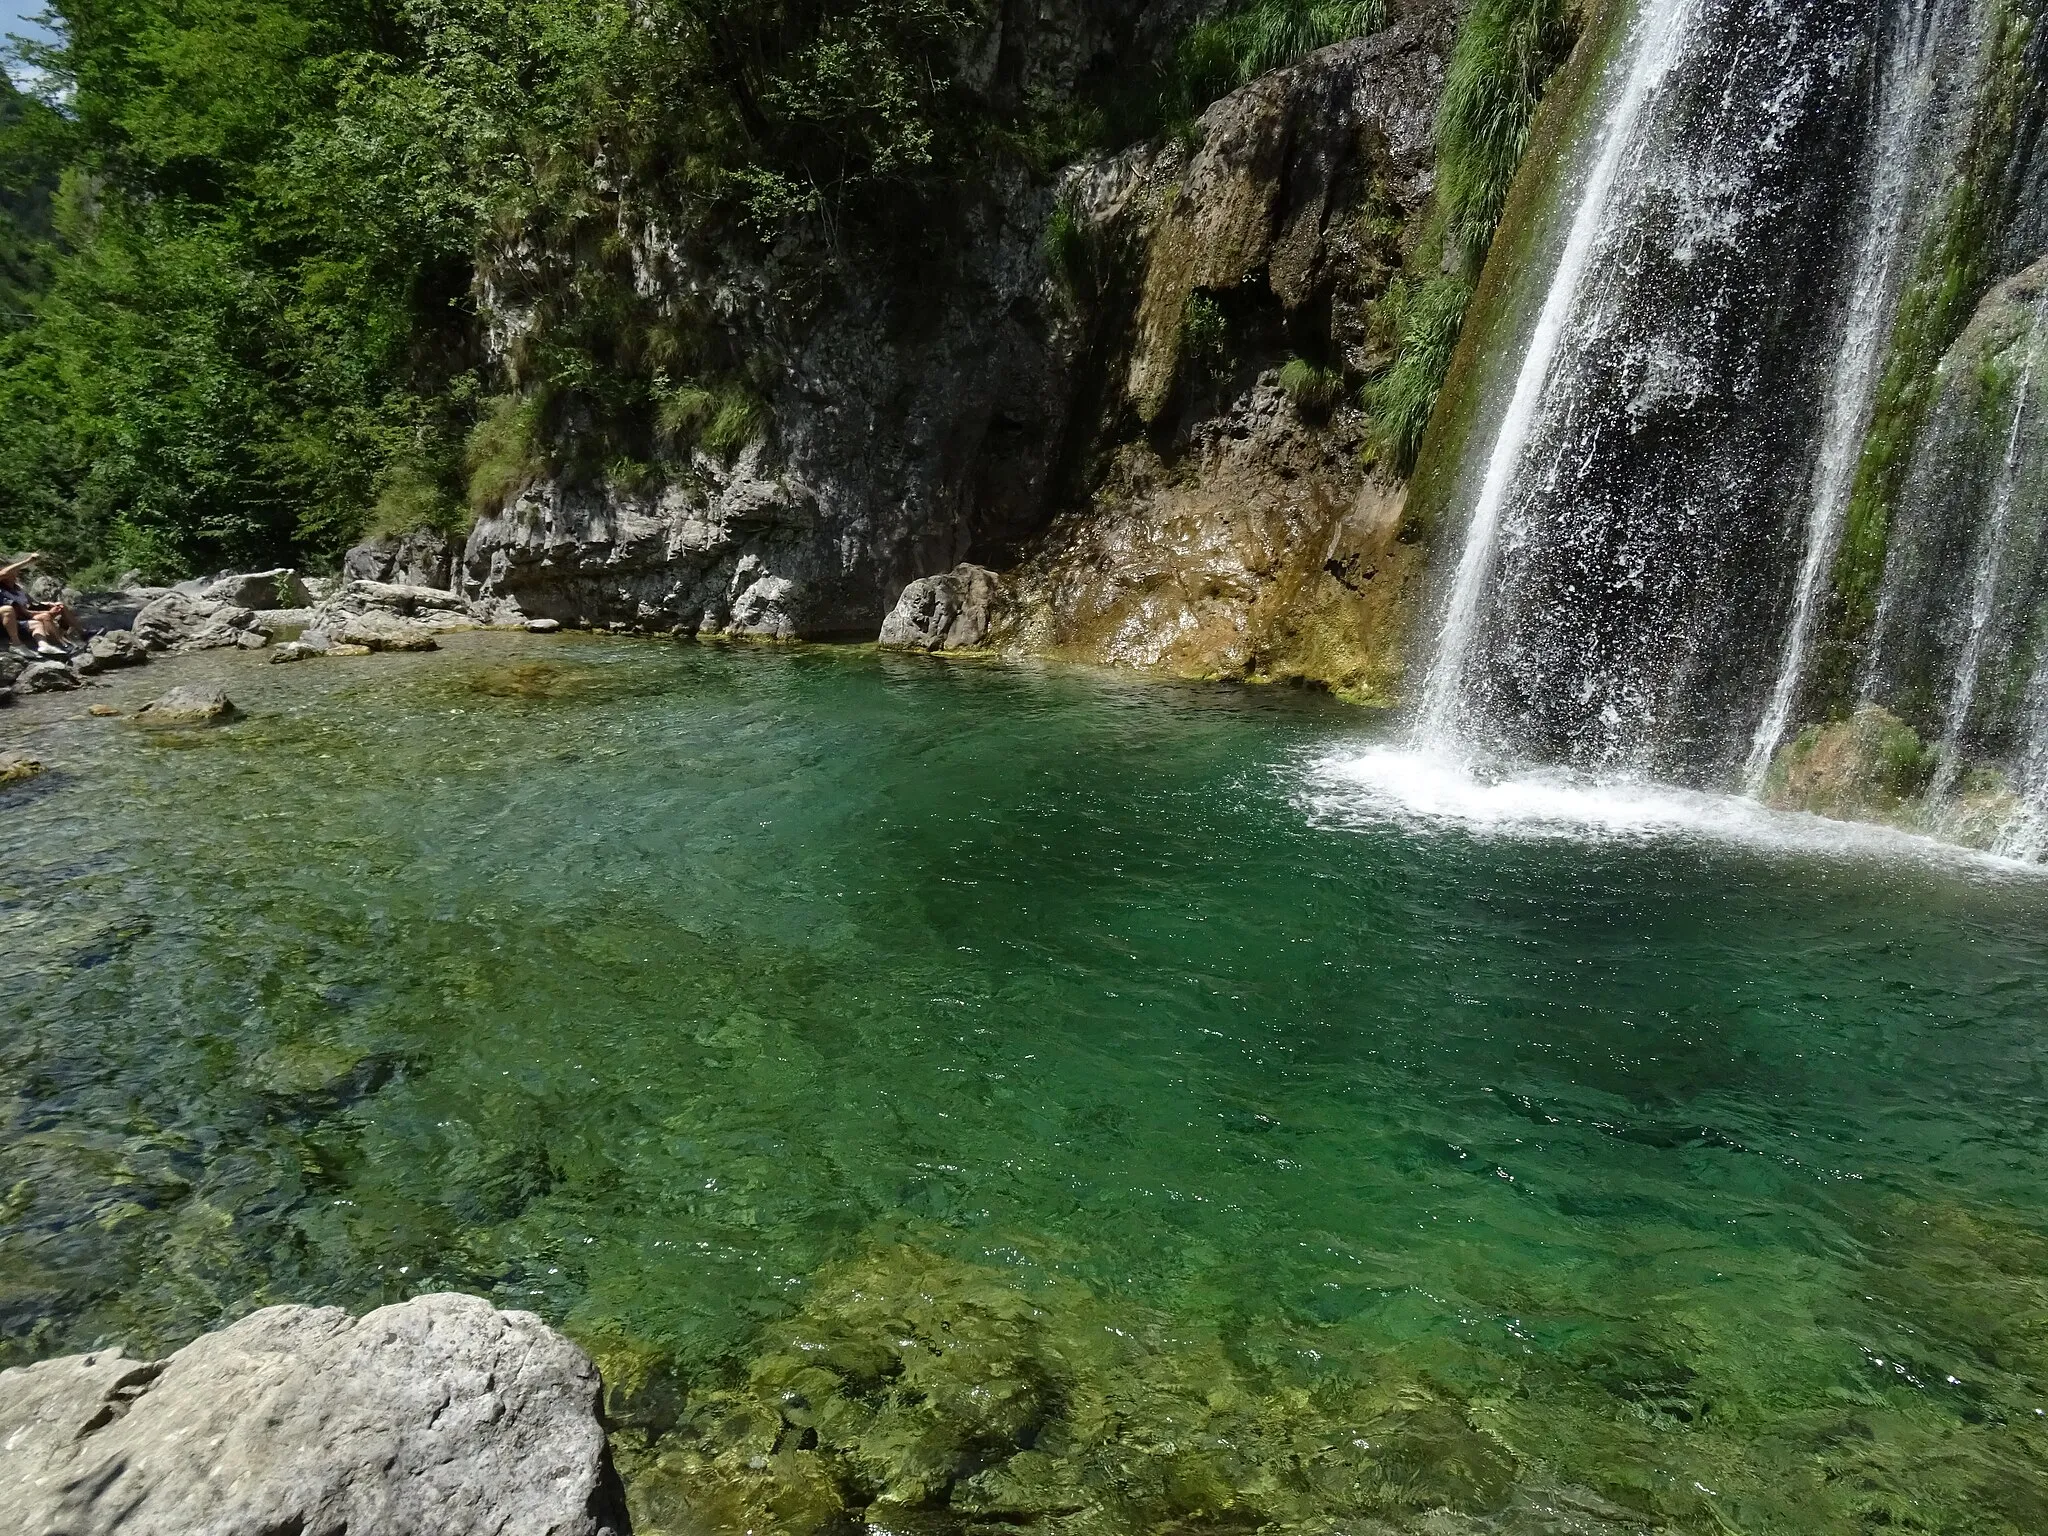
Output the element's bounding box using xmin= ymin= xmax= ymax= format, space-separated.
xmin=0 ymin=552 xmax=80 ymax=656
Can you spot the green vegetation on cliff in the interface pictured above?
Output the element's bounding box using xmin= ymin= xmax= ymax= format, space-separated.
xmin=1810 ymin=0 xmax=2040 ymax=713
xmin=1435 ymin=0 xmax=1579 ymax=269
xmin=1361 ymin=0 xmax=1578 ymax=473
xmin=0 ymin=0 xmax=998 ymax=582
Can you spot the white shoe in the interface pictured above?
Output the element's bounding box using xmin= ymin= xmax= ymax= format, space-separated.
xmin=34 ymin=640 xmax=64 ymax=657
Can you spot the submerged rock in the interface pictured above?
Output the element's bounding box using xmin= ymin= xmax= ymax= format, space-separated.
xmin=0 ymin=1293 xmax=628 ymax=1536
xmin=607 ymin=1240 xmax=1590 ymax=1536
xmin=0 ymin=751 xmax=40 ymax=784
xmin=879 ymin=564 xmax=1003 ymax=651
xmin=134 ymin=685 xmax=238 ymax=727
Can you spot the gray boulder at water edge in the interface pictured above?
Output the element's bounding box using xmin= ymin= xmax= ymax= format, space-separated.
xmin=205 ymin=567 xmax=312 ymax=609
xmin=0 ymin=1292 xmax=629 ymax=1536
xmin=880 ymin=564 xmax=1004 ymax=651
xmin=131 ymin=590 xmax=268 ymax=653
xmin=87 ymin=629 xmax=149 ymax=668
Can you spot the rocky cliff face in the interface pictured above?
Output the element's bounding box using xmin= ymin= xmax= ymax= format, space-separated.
xmin=448 ymin=2 xmax=1460 ymax=699
xmin=995 ymin=13 xmax=1455 ymax=701
xmin=456 ymin=0 xmax=1201 ymax=641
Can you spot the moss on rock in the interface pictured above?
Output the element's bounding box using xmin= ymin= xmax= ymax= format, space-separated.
xmin=1762 ymin=704 xmax=1936 ymax=821
xmin=608 ymin=1241 xmax=1548 ymax=1536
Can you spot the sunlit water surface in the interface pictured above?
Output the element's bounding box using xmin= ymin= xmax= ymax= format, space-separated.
xmin=5 ymin=636 xmax=2048 ymax=1533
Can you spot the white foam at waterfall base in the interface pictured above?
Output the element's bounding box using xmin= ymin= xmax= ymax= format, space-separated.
xmin=1296 ymin=744 xmax=2044 ymax=874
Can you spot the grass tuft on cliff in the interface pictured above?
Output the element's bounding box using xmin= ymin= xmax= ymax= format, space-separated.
xmin=1278 ymin=357 xmax=1344 ymax=418
xmin=1435 ymin=0 xmax=1581 ymax=270
xmin=660 ymin=382 xmax=771 ymax=460
xmin=1367 ymin=275 xmax=1474 ymax=472
xmin=1174 ymin=0 xmax=1387 ymax=114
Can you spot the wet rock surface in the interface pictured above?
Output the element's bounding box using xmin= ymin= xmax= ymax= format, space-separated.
xmin=0 ymin=1293 xmax=628 ymax=1536
xmin=998 ymin=16 xmax=1455 ymax=699
xmin=134 ymin=684 xmax=238 ymax=726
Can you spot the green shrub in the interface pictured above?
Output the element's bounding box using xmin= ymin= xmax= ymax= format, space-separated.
xmin=660 ymin=381 xmax=770 ymax=459
xmin=370 ymin=461 xmax=465 ymax=537
xmin=465 ymin=394 xmax=548 ymax=516
xmin=1175 ymin=0 xmax=1387 ymax=114
xmin=1366 ymin=274 xmax=1474 ymax=471
xmin=1180 ymin=293 xmax=1231 ymax=383
xmin=1277 ymin=356 xmax=1344 ymax=418
xmin=1435 ymin=0 xmax=1579 ymax=271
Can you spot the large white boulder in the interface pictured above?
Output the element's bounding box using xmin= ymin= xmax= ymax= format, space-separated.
xmin=0 ymin=1292 xmax=627 ymax=1536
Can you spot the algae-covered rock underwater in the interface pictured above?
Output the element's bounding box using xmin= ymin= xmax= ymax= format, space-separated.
xmin=5 ymin=0 xmax=2048 ymax=1530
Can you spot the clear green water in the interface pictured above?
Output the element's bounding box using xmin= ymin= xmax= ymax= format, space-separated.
xmin=6 ymin=636 xmax=2048 ymax=1533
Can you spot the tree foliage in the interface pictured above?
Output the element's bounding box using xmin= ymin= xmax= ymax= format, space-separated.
xmin=0 ymin=0 xmax=990 ymax=581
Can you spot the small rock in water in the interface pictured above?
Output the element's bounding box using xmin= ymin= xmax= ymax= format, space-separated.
xmin=0 ymin=1293 xmax=628 ymax=1536
xmin=134 ymin=684 xmax=238 ymax=726
xmin=86 ymin=629 xmax=149 ymax=669
xmin=879 ymin=564 xmax=1003 ymax=651
xmin=0 ymin=751 xmax=41 ymax=784
xmin=335 ymin=608 xmax=440 ymax=652
xmin=525 ymin=617 xmax=562 ymax=633
xmin=87 ymin=703 xmax=121 ymax=717
xmin=270 ymin=640 xmax=323 ymax=664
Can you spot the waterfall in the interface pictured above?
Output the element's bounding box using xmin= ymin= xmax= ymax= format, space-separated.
xmin=1411 ymin=0 xmax=1883 ymax=782
xmin=1741 ymin=0 xmax=1956 ymax=793
xmin=1414 ymin=0 xmax=1705 ymax=750
xmin=1373 ymin=0 xmax=2048 ymax=858
xmin=1927 ymin=318 xmax=2042 ymax=805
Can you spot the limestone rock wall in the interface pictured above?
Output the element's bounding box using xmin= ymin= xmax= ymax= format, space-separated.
xmin=994 ymin=10 xmax=1456 ymax=701
xmin=443 ymin=2 xmax=1460 ymax=693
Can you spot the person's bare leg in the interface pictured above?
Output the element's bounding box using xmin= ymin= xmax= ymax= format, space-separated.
xmin=1 ymin=607 xmax=20 ymax=647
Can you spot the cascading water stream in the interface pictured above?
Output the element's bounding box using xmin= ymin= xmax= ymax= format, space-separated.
xmin=1926 ymin=309 xmax=2044 ymax=806
xmin=1413 ymin=0 xmax=1706 ymax=749
xmin=1741 ymin=0 xmax=1955 ymax=793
